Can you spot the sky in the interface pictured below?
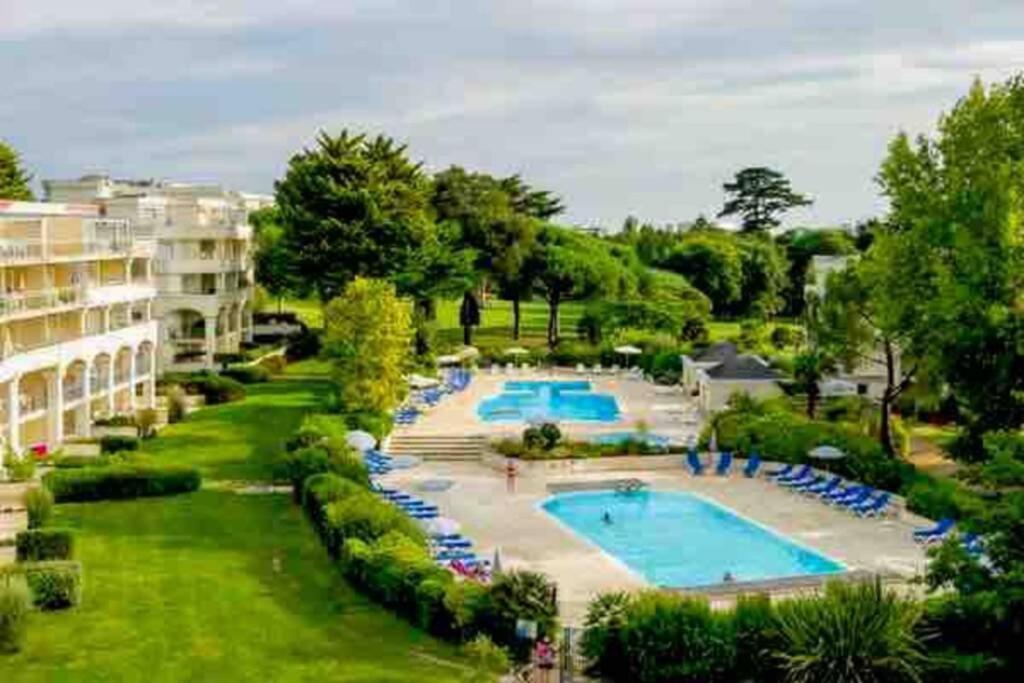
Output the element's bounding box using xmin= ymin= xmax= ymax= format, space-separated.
xmin=4 ymin=1 xmax=1024 ymax=229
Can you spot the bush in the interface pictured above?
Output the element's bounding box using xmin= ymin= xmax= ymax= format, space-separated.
xmin=0 ymin=576 xmax=30 ymax=653
xmin=539 ymin=423 xmax=561 ymax=450
xmin=136 ymin=408 xmax=158 ymax=438
xmin=50 ymin=455 xmax=107 ymax=469
xmin=164 ymin=372 xmax=246 ymax=404
xmin=732 ymin=594 xmax=781 ymax=682
xmin=486 ymin=570 xmax=559 ymax=657
xmin=462 ymin=634 xmax=511 ymax=677
xmin=281 ymin=445 xmax=331 ymax=501
xmin=258 ymin=354 xmax=287 ymax=374
xmin=443 ymin=579 xmax=492 ymax=641
xmin=581 ymin=591 xmax=631 ymax=676
xmin=15 ymin=528 xmax=74 ymax=562
xmin=523 ymin=427 xmax=545 ymax=451
xmin=99 ymin=435 xmax=140 ymax=454
xmin=285 ymin=328 xmax=322 ymax=361
xmin=165 ymin=385 xmax=188 ymax=423
xmin=343 ymin=410 xmax=394 ymax=442
xmin=43 ymin=463 xmax=201 ymax=502
xmin=326 ymin=495 xmax=425 ymax=548
xmin=774 ymin=579 xmax=925 ymax=683
xmin=92 ymin=414 xmax=135 ymax=427
xmin=3 ymin=448 xmax=35 ymax=482
xmin=23 ymin=487 xmax=53 ymax=529
xmin=904 ymin=477 xmax=977 ymax=521
xmin=302 ymin=473 xmax=367 ymax=554
xmin=220 ymin=364 xmax=271 ymax=384
xmin=0 ymin=561 xmax=82 ymax=610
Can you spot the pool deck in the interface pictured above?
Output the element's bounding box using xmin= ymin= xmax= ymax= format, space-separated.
xmin=383 ymin=457 xmax=932 ymax=624
xmin=397 ymin=369 xmax=702 ymax=443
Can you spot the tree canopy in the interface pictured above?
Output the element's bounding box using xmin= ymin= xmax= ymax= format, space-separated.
xmin=718 ymin=167 xmax=811 ymax=233
xmin=0 ymin=140 xmax=34 ymax=200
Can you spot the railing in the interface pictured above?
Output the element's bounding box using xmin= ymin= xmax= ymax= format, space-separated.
xmin=64 ymin=383 xmax=86 ymax=403
xmin=19 ymin=393 xmax=47 ymax=414
xmin=90 ymin=371 xmax=110 ymax=393
xmin=0 ymin=286 xmax=84 ymax=317
xmin=114 ymin=367 xmax=130 ymax=385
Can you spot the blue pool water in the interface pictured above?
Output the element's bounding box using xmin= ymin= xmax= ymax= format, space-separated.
xmin=591 ymin=432 xmax=671 ymax=448
xmin=478 ymin=381 xmax=620 ymax=423
xmin=541 ymin=490 xmax=843 ymax=587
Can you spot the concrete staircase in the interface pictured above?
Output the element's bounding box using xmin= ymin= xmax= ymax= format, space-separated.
xmin=385 ymin=433 xmax=488 ymax=462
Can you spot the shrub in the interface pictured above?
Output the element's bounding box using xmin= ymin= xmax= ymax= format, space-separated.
xmin=0 ymin=576 xmax=30 ymax=653
xmin=486 ymin=570 xmax=559 ymax=656
xmin=538 ymin=423 xmax=562 ymax=450
xmin=523 ymin=427 xmax=545 ymax=451
xmin=220 ymin=364 xmax=271 ymax=384
xmin=581 ymin=591 xmax=631 ymax=676
xmin=302 ymin=473 xmax=367 ymax=554
xmin=99 ymin=435 xmax=140 ymax=454
xmin=443 ymin=579 xmax=492 ymax=641
xmin=51 ymin=455 xmax=107 ymax=469
xmin=326 ymin=495 xmax=425 ymax=548
xmin=285 ymin=328 xmax=322 ymax=361
xmin=135 ymin=408 xmax=158 ymax=438
xmin=15 ymin=528 xmax=74 ymax=562
xmin=462 ymin=634 xmax=511 ymax=677
xmin=341 ymin=531 xmax=448 ymax=619
xmin=3 ymin=448 xmax=35 ymax=482
xmin=0 ymin=561 xmax=82 ymax=610
xmin=165 ymin=384 xmax=188 ymax=423
xmin=732 ymin=594 xmax=781 ymax=682
xmin=194 ymin=374 xmax=246 ymax=404
xmin=23 ymin=487 xmax=53 ymax=529
xmin=43 ymin=463 xmax=201 ymax=502
xmin=258 ymin=354 xmax=287 ymax=374
xmin=904 ymin=477 xmax=978 ymax=521
xmin=343 ymin=410 xmax=394 ymax=442
xmin=281 ymin=445 xmax=331 ymax=501
xmin=92 ymin=414 xmax=135 ymax=427
xmin=213 ymin=352 xmax=245 ymax=368
xmin=774 ymin=579 xmax=925 ymax=683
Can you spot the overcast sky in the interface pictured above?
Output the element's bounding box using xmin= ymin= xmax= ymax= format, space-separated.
xmin=4 ymin=1 xmax=1024 ymax=228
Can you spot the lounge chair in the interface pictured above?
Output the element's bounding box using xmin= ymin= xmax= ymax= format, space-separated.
xmin=435 ymin=549 xmax=476 ymax=562
xmin=835 ymin=488 xmax=873 ymax=509
xmin=434 ymin=537 xmax=472 ymax=550
xmin=686 ymin=449 xmax=704 ymax=476
xmin=853 ymin=492 xmax=891 ymax=517
xmin=913 ymin=518 xmax=955 ymax=544
xmin=575 ymin=363 xmax=586 ymax=374
xmin=592 ymin=364 xmax=603 ymax=375
xmin=766 ymin=464 xmax=794 ymax=480
xmin=410 ymin=510 xmax=439 ymax=519
xmin=742 ymin=453 xmax=762 ymax=478
xmin=789 ymin=475 xmax=824 ymax=491
xmin=822 ymin=484 xmax=866 ymax=502
xmin=802 ymin=475 xmax=841 ymax=496
xmin=610 ymin=364 xmax=621 ymax=374
xmin=715 ymin=451 xmax=733 ymax=476
xmin=775 ymin=464 xmax=812 ymax=484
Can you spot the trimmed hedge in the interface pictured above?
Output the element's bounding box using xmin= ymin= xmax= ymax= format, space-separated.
xmin=24 ymin=487 xmax=54 ymax=529
xmin=15 ymin=528 xmax=75 ymax=562
xmin=0 ymin=561 xmax=82 ymax=610
xmin=51 ymin=455 xmax=109 ymax=469
xmin=99 ymin=435 xmax=140 ymax=454
xmin=161 ymin=372 xmax=246 ymax=404
xmin=43 ymin=463 xmax=201 ymax=502
xmin=0 ymin=576 xmax=30 ymax=652
xmin=221 ymin=364 xmax=271 ymax=384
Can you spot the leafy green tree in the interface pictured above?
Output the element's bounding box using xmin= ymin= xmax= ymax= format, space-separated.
xmin=275 ymin=130 xmax=433 ymax=307
xmin=718 ymin=167 xmax=812 ymax=233
xmin=877 ymin=75 xmax=1024 ymax=458
xmin=249 ymin=207 xmax=292 ymax=313
xmin=323 ymin=278 xmax=412 ymax=413
xmin=534 ymin=227 xmax=634 ymax=348
xmin=661 ymin=234 xmax=743 ymax=313
xmin=777 ymin=228 xmax=856 ymax=317
xmin=814 ymin=233 xmax=932 ymax=454
xmin=735 ymin=237 xmax=789 ymax=319
xmin=0 ymin=140 xmax=34 ymax=200
xmin=498 ymin=174 xmax=564 ymax=220
xmin=792 ymin=349 xmax=834 ymax=419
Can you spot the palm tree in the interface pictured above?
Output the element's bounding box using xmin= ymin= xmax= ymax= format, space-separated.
xmin=793 ymin=349 xmax=834 ymax=419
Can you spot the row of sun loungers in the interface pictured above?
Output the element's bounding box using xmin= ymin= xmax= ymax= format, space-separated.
xmin=371 ymin=482 xmax=492 ymax=581
xmin=396 ymin=370 xmax=475 ymax=426
xmin=767 ymin=464 xmax=894 ymax=517
xmin=685 ymin=449 xmax=761 ymax=478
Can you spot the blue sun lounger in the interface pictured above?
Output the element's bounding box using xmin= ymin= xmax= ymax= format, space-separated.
xmin=835 ymin=488 xmax=873 ymax=509
xmin=743 ymin=453 xmax=762 ymax=477
xmin=913 ymin=518 xmax=955 ymax=543
xmin=802 ymin=475 xmax=841 ymax=496
xmin=852 ymin=492 xmax=891 ymax=517
xmin=766 ymin=463 xmax=794 ymax=480
xmin=776 ymin=464 xmax=812 ymax=485
xmin=822 ymin=484 xmax=866 ymax=503
xmin=715 ymin=451 xmax=733 ymax=476
xmin=789 ymin=475 xmax=824 ymax=491
xmin=686 ymin=450 xmax=704 ymax=476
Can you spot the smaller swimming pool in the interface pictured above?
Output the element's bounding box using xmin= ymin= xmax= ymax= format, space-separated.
xmin=477 ymin=380 xmax=620 ymax=423
xmin=542 ymin=490 xmax=843 ymax=587
xmin=591 ymin=432 xmax=671 ymax=449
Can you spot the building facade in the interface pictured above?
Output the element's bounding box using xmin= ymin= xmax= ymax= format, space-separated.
xmin=44 ymin=176 xmax=257 ymax=371
xmin=0 ymin=200 xmax=158 ymax=455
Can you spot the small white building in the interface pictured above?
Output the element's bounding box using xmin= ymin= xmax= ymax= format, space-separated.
xmin=681 ymin=342 xmax=783 ymax=413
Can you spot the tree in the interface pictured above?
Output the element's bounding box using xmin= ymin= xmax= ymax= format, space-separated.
xmin=814 ymin=233 xmax=932 ymax=455
xmin=322 ymin=278 xmax=412 ymax=413
xmin=877 ymin=75 xmax=1024 ymax=458
xmin=792 ymin=349 xmax=834 ymax=419
xmin=735 ymin=237 xmax=789 ymax=319
xmin=777 ymin=228 xmax=856 ymax=317
xmin=534 ymin=227 xmax=633 ymax=348
xmin=458 ymin=291 xmax=481 ymax=345
xmin=498 ymin=174 xmax=565 ymax=220
xmin=661 ymin=234 xmax=743 ymax=314
xmin=249 ymin=207 xmax=292 ymax=312
xmin=275 ymin=130 xmax=433 ymax=308
xmin=0 ymin=140 xmax=34 ymax=200
xmin=718 ymin=167 xmax=811 ymax=233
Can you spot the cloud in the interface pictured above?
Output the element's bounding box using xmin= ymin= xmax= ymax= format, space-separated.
xmin=5 ymin=1 xmax=1024 ymax=227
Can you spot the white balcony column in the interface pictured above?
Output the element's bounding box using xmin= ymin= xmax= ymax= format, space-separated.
xmin=102 ymin=305 xmax=111 ymax=333
xmin=233 ymin=306 xmax=243 ymax=340
xmin=204 ymin=316 xmax=216 ymax=368
xmin=48 ymin=369 xmax=64 ymax=446
xmin=129 ymin=348 xmax=137 ymax=411
xmin=145 ymin=259 xmax=153 ymax=284
xmin=82 ymin=360 xmax=92 ymax=437
xmin=244 ymin=308 xmax=254 ymax=343
xmin=106 ymin=356 xmax=116 ymax=414
xmin=6 ymin=375 xmax=20 ymax=455
xmin=147 ymin=345 xmax=157 ymax=409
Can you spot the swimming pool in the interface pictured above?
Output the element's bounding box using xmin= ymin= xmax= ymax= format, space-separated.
xmin=477 ymin=381 xmax=620 ymax=423
xmin=541 ymin=490 xmax=843 ymax=587
xmin=590 ymin=432 xmax=672 ymax=449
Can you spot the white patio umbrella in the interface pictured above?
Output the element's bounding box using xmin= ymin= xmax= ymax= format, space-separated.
xmin=408 ymin=374 xmax=440 ymax=389
xmin=421 ymin=517 xmax=460 ymax=536
xmin=345 ymin=430 xmax=377 ymax=452
xmin=808 ymin=445 xmax=846 ymax=472
xmin=614 ymin=344 xmax=642 ymax=366
xmin=505 ymin=347 xmax=529 ymax=356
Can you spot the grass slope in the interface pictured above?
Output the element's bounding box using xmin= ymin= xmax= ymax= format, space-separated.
xmin=0 ymin=379 xmax=474 ymax=682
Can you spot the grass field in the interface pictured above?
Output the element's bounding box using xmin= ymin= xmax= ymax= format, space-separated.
xmin=0 ymin=379 xmax=474 ymax=682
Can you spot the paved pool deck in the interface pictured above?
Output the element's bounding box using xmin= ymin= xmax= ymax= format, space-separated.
xmin=383 ymin=458 xmax=932 ymax=624
xmin=396 ymin=369 xmax=702 ymax=443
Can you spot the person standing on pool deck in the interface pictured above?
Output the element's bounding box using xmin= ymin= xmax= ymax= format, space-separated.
xmin=506 ymin=458 xmax=518 ymax=493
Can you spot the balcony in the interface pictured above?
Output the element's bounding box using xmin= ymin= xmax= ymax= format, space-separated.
xmin=64 ymin=382 xmax=86 ymax=403
xmin=19 ymin=392 xmax=48 ymax=416
xmin=0 ymin=218 xmax=153 ymax=264
xmin=0 ymin=286 xmax=85 ymax=318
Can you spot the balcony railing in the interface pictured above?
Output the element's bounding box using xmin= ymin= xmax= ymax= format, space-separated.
xmin=90 ymin=371 xmax=110 ymax=393
xmin=64 ymin=383 xmax=86 ymax=403
xmin=19 ymin=393 xmax=47 ymax=414
xmin=0 ymin=238 xmax=146 ymax=264
xmin=114 ymin=367 xmax=130 ymax=385
xmin=0 ymin=286 xmax=84 ymax=317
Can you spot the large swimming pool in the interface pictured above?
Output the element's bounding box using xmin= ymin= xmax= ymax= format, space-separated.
xmin=541 ymin=490 xmax=843 ymax=587
xmin=477 ymin=381 xmax=620 ymax=423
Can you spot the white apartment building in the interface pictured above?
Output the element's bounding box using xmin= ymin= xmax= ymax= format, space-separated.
xmin=44 ymin=176 xmax=256 ymax=371
xmin=0 ymin=200 xmax=158 ymax=455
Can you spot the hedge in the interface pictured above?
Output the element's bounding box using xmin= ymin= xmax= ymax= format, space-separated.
xmin=15 ymin=528 xmax=75 ymax=562
xmin=99 ymin=435 xmax=140 ymax=454
xmin=0 ymin=561 xmax=82 ymax=610
xmin=43 ymin=463 xmax=201 ymax=502
xmin=160 ymin=372 xmax=245 ymax=404
xmin=220 ymin=364 xmax=271 ymax=384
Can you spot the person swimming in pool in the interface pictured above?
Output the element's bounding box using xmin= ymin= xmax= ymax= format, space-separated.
xmin=602 ymin=511 xmax=612 ymax=524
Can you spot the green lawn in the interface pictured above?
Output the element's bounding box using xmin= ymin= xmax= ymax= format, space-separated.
xmin=0 ymin=378 xmax=475 ymax=682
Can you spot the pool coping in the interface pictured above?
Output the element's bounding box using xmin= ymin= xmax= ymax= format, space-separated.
xmin=535 ymin=486 xmax=851 ymax=591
